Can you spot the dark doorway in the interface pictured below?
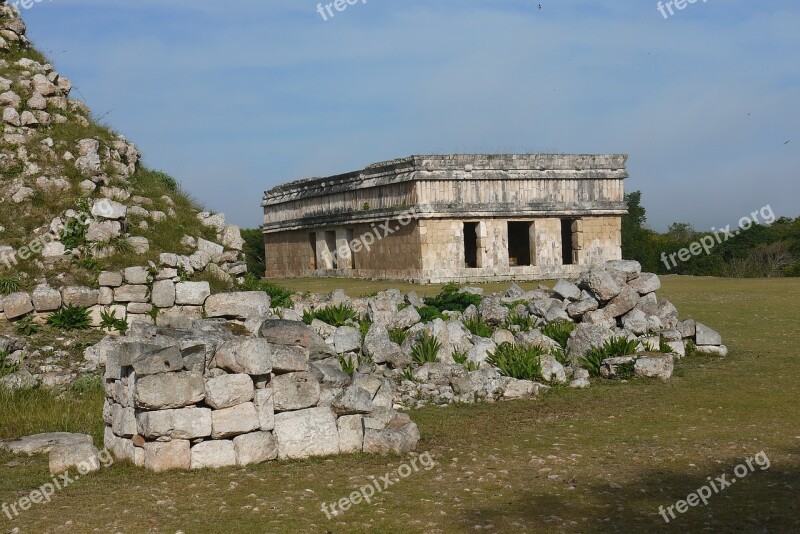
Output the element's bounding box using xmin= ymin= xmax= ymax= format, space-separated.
xmin=507 ymin=222 xmax=532 ymax=267
xmin=463 ymin=222 xmax=478 ymax=268
xmin=309 ymin=233 xmax=317 ymax=269
xmin=561 ymin=219 xmax=575 ymax=265
xmin=324 ymin=231 xmax=337 ymax=269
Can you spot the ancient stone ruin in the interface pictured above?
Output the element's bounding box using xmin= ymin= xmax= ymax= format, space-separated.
xmin=88 ymin=259 xmax=726 ymax=471
xmin=262 ymin=154 xmax=627 ymax=283
xmin=101 ymin=318 xmax=419 ymax=471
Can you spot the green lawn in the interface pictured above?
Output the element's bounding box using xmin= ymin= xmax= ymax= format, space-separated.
xmin=1 ymin=276 xmax=799 ymax=533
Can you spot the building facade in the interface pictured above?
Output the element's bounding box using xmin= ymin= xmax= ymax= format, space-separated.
xmin=262 ymin=154 xmax=627 ymax=283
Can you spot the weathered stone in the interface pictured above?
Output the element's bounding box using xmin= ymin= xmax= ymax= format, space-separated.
xmin=695 ymin=323 xmax=722 ymax=346
xmin=628 ymin=272 xmax=661 ymax=295
xmin=49 ymin=443 xmax=101 ymax=475
xmin=211 ymin=402 xmax=260 ymax=438
xmin=273 ymin=407 xmax=339 ymax=459
xmin=0 ymin=432 xmax=92 ymax=455
xmin=388 ymin=305 xmax=422 ymax=330
xmin=132 ymin=346 xmax=184 ymax=376
xmin=61 ymin=286 xmax=99 ymax=307
xmin=175 ymin=282 xmax=210 ymax=306
xmin=32 ymin=284 xmax=61 ymax=312
xmin=363 ymin=324 xmax=409 ymax=368
xmin=191 ymin=440 xmax=237 ymax=469
xmin=151 ymin=280 xmax=176 ymax=308
xmin=566 ymin=297 xmax=599 ymax=319
xmin=599 ymin=356 xmax=636 ymax=379
xmin=540 ymin=354 xmax=567 ymax=384
xmin=580 ymin=269 xmax=624 ymax=302
xmin=258 ymin=319 xmax=335 ymax=361
xmin=135 ymin=371 xmax=205 ymax=410
xmin=197 ymin=238 xmax=224 ymax=258
xmin=98 ymin=271 xmax=123 ymax=287
xmin=634 ymin=353 xmax=674 ymax=380
xmin=214 ymin=338 xmax=272 ymax=375
xmin=204 ymin=292 xmax=271 ymax=320
xmin=272 ymin=371 xmax=320 ymax=412
xmin=136 ymin=407 xmax=212 ymax=440
xmin=362 ymin=416 xmax=419 ymax=454
xmin=124 ymin=266 xmax=149 ymax=285
xmin=333 ymin=326 xmax=362 ymax=354
xmin=479 ymin=298 xmax=509 ymax=325
xmin=553 ymin=279 xmax=581 ymax=301
xmin=695 ymin=345 xmax=729 ymax=357
xmin=114 ymin=285 xmax=149 ymax=303
xmin=605 ymin=260 xmax=642 ymax=281
xmin=337 ymin=415 xmax=365 ymax=454
xmin=3 ymin=292 xmax=32 ymax=320
xmin=566 ymin=324 xmax=615 ymax=360
xmin=143 ymin=440 xmax=191 ymax=472
xmin=254 ymin=388 xmax=275 ymax=431
xmin=205 ymin=373 xmax=254 ymax=409
xmin=332 ymin=385 xmax=374 ymax=416
xmin=233 ymin=431 xmax=278 ymax=465
xmin=91 ymin=198 xmax=127 ymax=220
xmin=621 ymin=308 xmax=648 ymax=336
xmin=220 ymin=224 xmax=245 ymax=251
xmin=602 ymin=285 xmax=639 ymax=318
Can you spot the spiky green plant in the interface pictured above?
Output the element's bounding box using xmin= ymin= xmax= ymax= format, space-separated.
xmin=303 ymin=304 xmax=359 ymax=327
xmin=0 ymin=276 xmax=21 ymax=296
xmin=99 ymin=308 xmax=128 ymax=334
xmin=486 ymin=343 xmax=544 ymax=381
xmin=389 ymin=328 xmax=408 ymax=345
xmin=411 ymin=332 xmax=442 ymax=364
xmin=463 ymin=316 xmax=494 ymax=338
xmin=423 ymin=285 xmax=482 ymax=314
xmin=452 ymin=350 xmax=469 ymax=365
xmin=239 ymin=273 xmax=294 ymax=308
xmin=540 ymin=320 xmax=577 ymax=349
xmin=46 ymin=305 xmax=92 ymax=331
xmin=338 ymin=355 xmax=357 ymax=377
xmin=400 ymin=367 xmax=415 ymax=382
xmin=579 ymin=335 xmax=640 ymax=377
xmin=503 ymin=312 xmax=537 ymax=332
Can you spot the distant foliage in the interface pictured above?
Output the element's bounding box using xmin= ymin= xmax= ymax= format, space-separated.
xmin=241 ymin=229 xmax=266 ymax=277
xmin=623 ymin=191 xmax=799 ymax=277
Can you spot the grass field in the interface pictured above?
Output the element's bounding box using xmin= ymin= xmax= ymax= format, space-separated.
xmin=1 ymin=276 xmax=799 ymax=533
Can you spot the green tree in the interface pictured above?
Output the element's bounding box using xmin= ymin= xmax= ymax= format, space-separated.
xmin=241 ymin=228 xmax=266 ymax=276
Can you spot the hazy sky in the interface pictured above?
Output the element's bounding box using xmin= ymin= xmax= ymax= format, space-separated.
xmin=19 ymin=0 xmax=799 ymax=231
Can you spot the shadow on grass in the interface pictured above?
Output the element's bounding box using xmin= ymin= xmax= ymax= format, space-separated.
xmin=462 ymin=448 xmax=800 ymax=533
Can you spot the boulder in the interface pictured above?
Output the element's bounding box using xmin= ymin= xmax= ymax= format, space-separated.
xmin=211 ymin=402 xmax=260 ymax=438
xmin=540 ymin=354 xmax=567 ymax=384
xmin=135 ymin=371 xmax=205 ymax=410
xmin=62 ymin=286 xmax=99 ymax=307
xmin=151 ymin=280 xmax=176 ymax=308
xmin=579 ymin=269 xmax=624 ymax=302
xmin=204 ymin=292 xmax=271 ymax=320
xmin=175 ymin=282 xmax=211 ymax=306
xmin=142 ymin=440 xmax=191 ymax=472
xmin=553 ymin=279 xmax=581 ymax=301
xmin=695 ymin=323 xmax=722 ymax=346
xmin=205 ymin=374 xmax=254 ymax=409
xmin=566 ymin=324 xmax=615 ymax=360
xmin=131 ymin=346 xmax=184 ymax=376
xmin=602 ymin=285 xmax=639 ymax=318
xmin=0 ymin=432 xmax=92 ymax=455
xmin=332 ymin=386 xmax=374 ymax=416
xmin=337 ymin=415 xmax=365 ymax=454
xmin=136 ymin=407 xmax=212 ymax=440
xmin=634 ymin=353 xmax=674 ymax=380
xmin=605 ymin=260 xmax=642 ymax=281
xmin=32 ymin=284 xmax=61 ymax=312
xmin=190 ymin=440 xmax=237 ymax=469
xmin=3 ymin=292 xmax=33 ymax=320
xmin=49 ymin=442 xmax=101 ymax=475
xmin=333 ymin=326 xmax=362 ymax=354
xmin=233 ymin=431 xmax=278 ymax=465
xmin=272 ymin=371 xmax=320 ymax=411
xmin=214 ymin=338 xmax=272 ymax=375
xmin=628 ymin=273 xmax=661 ymax=295
xmin=273 ymin=407 xmax=340 ymax=459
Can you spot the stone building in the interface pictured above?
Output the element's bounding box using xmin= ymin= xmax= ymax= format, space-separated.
xmin=262 ymin=154 xmax=628 ymax=283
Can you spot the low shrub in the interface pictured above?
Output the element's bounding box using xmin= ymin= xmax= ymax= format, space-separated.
xmin=486 ymin=343 xmax=544 ymax=381
xmin=423 ymin=285 xmax=482 ymax=314
xmin=239 ymin=274 xmax=294 ymax=308
xmin=99 ymin=308 xmax=129 ymax=335
xmin=411 ymin=332 xmax=442 ymax=364
xmin=417 ymin=306 xmax=445 ymax=323
xmin=14 ymin=316 xmax=41 ymax=336
xmin=46 ymin=305 xmax=92 ymax=330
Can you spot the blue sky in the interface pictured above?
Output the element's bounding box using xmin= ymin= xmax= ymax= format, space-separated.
xmin=18 ymin=0 xmax=800 ymax=230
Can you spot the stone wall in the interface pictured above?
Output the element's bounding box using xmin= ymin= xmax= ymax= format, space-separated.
xmin=100 ymin=319 xmax=420 ymax=471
